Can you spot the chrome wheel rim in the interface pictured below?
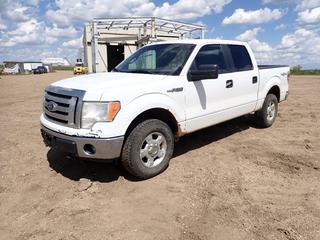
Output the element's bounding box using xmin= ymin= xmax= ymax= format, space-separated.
xmin=140 ymin=132 xmax=167 ymax=168
xmin=267 ymin=101 xmax=276 ymax=121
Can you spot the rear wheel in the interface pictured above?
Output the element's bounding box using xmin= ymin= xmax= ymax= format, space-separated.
xmin=255 ymin=94 xmax=278 ymax=128
xmin=121 ymin=119 xmax=174 ymax=179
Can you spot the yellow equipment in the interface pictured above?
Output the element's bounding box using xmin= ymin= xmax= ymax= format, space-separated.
xmin=73 ymin=59 xmax=88 ymax=74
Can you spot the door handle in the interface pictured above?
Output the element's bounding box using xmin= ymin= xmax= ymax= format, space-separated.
xmin=226 ymin=80 xmax=233 ymax=88
xmin=252 ymin=76 xmax=258 ymax=84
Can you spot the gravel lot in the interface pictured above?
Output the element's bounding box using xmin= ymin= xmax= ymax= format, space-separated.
xmin=0 ymin=72 xmax=319 ymax=240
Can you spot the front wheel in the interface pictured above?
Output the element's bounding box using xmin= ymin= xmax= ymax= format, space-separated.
xmin=255 ymin=94 xmax=278 ymax=128
xmin=121 ymin=119 xmax=174 ymax=179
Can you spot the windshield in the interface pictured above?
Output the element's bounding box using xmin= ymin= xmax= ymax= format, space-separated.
xmin=114 ymin=43 xmax=195 ymax=76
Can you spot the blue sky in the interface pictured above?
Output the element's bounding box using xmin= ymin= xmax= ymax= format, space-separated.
xmin=0 ymin=0 xmax=320 ymax=68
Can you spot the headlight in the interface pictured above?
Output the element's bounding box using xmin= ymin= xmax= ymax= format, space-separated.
xmin=81 ymin=101 xmax=121 ymax=129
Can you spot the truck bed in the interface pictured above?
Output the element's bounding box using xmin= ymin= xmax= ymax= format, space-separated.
xmin=258 ymin=65 xmax=290 ymax=103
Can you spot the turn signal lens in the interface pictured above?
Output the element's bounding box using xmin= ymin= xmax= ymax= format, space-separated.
xmin=107 ymin=102 xmax=121 ymax=121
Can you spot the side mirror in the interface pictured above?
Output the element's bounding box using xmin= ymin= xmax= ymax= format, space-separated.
xmin=188 ymin=64 xmax=219 ymax=81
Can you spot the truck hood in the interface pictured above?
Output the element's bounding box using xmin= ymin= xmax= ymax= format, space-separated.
xmin=51 ymin=72 xmax=168 ymax=101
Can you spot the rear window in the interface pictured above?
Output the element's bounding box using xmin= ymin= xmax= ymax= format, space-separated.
xmin=228 ymin=45 xmax=253 ymax=72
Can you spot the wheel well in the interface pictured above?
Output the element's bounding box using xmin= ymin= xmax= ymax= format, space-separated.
xmin=124 ymin=108 xmax=179 ymax=138
xmin=267 ymin=85 xmax=280 ymax=102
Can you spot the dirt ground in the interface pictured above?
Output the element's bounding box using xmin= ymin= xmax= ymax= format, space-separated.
xmin=0 ymin=72 xmax=319 ymax=240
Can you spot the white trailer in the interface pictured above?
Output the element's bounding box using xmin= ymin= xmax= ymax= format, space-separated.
xmin=83 ymin=17 xmax=205 ymax=73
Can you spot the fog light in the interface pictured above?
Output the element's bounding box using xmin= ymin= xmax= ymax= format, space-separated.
xmin=83 ymin=144 xmax=96 ymax=155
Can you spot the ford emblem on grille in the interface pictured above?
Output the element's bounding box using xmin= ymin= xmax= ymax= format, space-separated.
xmin=46 ymin=101 xmax=58 ymax=112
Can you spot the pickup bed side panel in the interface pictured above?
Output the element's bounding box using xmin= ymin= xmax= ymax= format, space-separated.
xmin=256 ymin=67 xmax=289 ymax=111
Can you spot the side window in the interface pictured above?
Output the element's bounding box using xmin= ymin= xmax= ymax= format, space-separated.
xmin=228 ymin=45 xmax=253 ymax=72
xmin=191 ymin=45 xmax=229 ymax=74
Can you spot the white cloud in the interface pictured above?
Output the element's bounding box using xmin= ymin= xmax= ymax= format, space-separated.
xmin=46 ymin=10 xmax=71 ymax=28
xmin=236 ymin=27 xmax=263 ymax=41
xmin=62 ymin=37 xmax=83 ymax=48
xmin=0 ymin=1 xmax=32 ymax=22
xmin=1 ymin=41 xmax=16 ymax=47
xmin=278 ymin=28 xmax=320 ymax=64
xmin=222 ymin=8 xmax=286 ymax=25
xmin=248 ymin=39 xmax=273 ymax=52
xmin=4 ymin=19 xmax=46 ymax=46
xmin=236 ymin=27 xmax=272 ymax=54
xmin=255 ymin=28 xmax=320 ymax=67
xmin=232 ymin=27 xmax=320 ymax=66
xmin=212 ymin=0 xmax=233 ymax=13
xmin=45 ymin=24 xmax=78 ymax=39
xmin=7 ymin=19 xmax=41 ymax=36
xmin=0 ymin=23 xmax=7 ymax=30
xmin=46 ymin=0 xmax=232 ymax=27
xmin=1 ymin=19 xmax=79 ymax=47
xmin=45 ymin=0 xmax=153 ymax=27
xmin=295 ymin=0 xmax=320 ymax=11
xmin=280 ymin=28 xmax=320 ymax=49
xmin=262 ymin=0 xmax=288 ymax=3
xmin=153 ymin=0 xmax=232 ymax=20
xmin=297 ymin=7 xmax=320 ymax=24
xmin=26 ymin=0 xmax=40 ymax=6
xmin=7 ymin=6 xmax=30 ymax=21
xmin=274 ymin=23 xmax=287 ymax=30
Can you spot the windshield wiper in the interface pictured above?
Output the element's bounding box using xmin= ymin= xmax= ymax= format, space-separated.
xmin=127 ymin=69 xmax=153 ymax=74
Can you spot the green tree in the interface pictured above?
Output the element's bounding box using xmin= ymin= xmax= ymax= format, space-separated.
xmin=291 ymin=65 xmax=302 ymax=72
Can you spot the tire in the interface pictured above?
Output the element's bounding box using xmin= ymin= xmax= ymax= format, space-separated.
xmin=255 ymin=94 xmax=278 ymax=128
xmin=121 ymin=119 xmax=174 ymax=179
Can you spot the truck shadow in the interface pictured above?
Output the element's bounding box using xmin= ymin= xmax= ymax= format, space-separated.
xmin=174 ymin=115 xmax=254 ymax=157
xmin=46 ymin=115 xmax=257 ymax=183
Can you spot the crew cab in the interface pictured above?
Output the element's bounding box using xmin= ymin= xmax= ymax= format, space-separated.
xmin=41 ymin=40 xmax=289 ymax=179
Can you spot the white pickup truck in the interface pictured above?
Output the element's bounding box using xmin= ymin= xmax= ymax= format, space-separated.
xmin=41 ymin=40 xmax=289 ymax=179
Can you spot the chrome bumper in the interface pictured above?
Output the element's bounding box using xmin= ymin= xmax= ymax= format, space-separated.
xmin=41 ymin=125 xmax=124 ymax=160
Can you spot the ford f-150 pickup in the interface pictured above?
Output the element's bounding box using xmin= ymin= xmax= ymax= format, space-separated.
xmin=41 ymin=40 xmax=289 ymax=179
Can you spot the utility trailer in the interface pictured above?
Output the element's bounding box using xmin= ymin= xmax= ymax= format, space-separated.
xmin=83 ymin=17 xmax=205 ymax=73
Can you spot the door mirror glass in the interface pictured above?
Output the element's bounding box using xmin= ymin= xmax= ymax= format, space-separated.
xmin=188 ymin=64 xmax=219 ymax=81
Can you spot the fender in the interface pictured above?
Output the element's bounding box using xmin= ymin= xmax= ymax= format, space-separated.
xmin=91 ymin=93 xmax=185 ymax=138
xmin=255 ymin=76 xmax=281 ymax=110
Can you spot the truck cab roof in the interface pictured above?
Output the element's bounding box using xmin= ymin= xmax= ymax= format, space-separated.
xmin=149 ymin=39 xmax=247 ymax=46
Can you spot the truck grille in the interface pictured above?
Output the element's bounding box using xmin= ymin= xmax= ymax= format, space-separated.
xmin=43 ymin=86 xmax=85 ymax=128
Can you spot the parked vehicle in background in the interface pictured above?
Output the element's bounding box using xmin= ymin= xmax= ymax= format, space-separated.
xmin=33 ymin=66 xmax=47 ymax=74
xmin=41 ymin=39 xmax=289 ymax=179
xmin=73 ymin=59 xmax=88 ymax=74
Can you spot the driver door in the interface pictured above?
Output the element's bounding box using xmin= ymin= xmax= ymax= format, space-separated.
xmin=184 ymin=44 xmax=237 ymax=132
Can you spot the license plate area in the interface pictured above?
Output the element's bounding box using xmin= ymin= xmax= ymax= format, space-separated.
xmin=41 ymin=129 xmax=77 ymax=154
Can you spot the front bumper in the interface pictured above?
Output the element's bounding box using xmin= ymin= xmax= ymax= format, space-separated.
xmin=74 ymin=69 xmax=84 ymax=74
xmin=41 ymin=125 xmax=124 ymax=160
